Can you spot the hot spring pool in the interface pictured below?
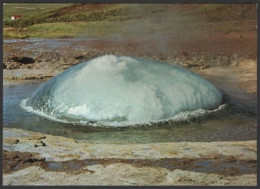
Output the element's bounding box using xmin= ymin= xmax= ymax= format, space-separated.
xmin=4 ymin=74 xmax=256 ymax=144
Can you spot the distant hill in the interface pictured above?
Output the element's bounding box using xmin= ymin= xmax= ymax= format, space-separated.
xmin=3 ymin=3 xmax=256 ymax=39
xmin=3 ymin=3 xmax=73 ymax=23
xmin=4 ymin=3 xmax=256 ymax=28
xmin=4 ymin=4 xmax=146 ymax=27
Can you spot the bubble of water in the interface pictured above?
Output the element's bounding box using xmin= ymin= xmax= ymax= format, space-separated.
xmin=24 ymin=55 xmax=222 ymax=126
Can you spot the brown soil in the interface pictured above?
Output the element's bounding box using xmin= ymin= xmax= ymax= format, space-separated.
xmin=3 ymin=150 xmax=256 ymax=177
xmin=3 ymin=150 xmax=45 ymax=174
xmin=179 ymin=30 xmax=256 ymax=57
xmin=3 ymin=31 xmax=256 ymax=79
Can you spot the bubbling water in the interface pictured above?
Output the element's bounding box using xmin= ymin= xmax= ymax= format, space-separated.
xmin=23 ymin=55 xmax=223 ymax=126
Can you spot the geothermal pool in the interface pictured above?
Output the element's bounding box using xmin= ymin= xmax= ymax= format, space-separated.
xmin=3 ymin=55 xmax=256 ymax=144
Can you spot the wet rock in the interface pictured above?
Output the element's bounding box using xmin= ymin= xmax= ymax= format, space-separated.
xmin=3 ymin=128 xmax=257 ymax=162
xmin=2 ymin=127 xmax=257 ymax=185
xmin=2 ymin=164 xmax=257 ymax=186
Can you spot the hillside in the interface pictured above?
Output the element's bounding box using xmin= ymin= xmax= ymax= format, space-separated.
xmin=3 ymin=3 xmax=72 ymax=22
xmin=4 ymin=4 xmax=256 ymax=26
xmin=3 ymin=3 xmax=256 ymax=40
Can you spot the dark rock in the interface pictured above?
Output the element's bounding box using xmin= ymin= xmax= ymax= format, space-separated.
xmin=11 ymin=57 xmax=34 ymax=64
xmin=23 ymin=158 xmax=38 ymax=163
xmin=40 ymin=141 xmax=47 ymax=147
xmin=74 ymin=55 xmax=86 ymax=60
xmin=37 ymin=136 xmax=46 ymax=140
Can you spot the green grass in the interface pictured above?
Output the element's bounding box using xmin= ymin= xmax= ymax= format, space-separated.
xmin=3 ymin=18 xmax=158 ymax=39
xmin=3 ymin=3 xmax=72 ymax=22
xmin=27 ymin=23 xmax=82 ymax=38
xmin=4 ymin=21 xmax=124 ymax=39
xmin=3 ymin=3 xmax=152 ymax=39
xmin=3 ymin=30 xmax=29 ymax=39
xmin=3 ymin=4 xmax=140 ymax=28
xmin=4 ymin=22 xmax=84 ymax=39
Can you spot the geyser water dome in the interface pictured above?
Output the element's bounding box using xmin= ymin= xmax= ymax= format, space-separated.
xmin=23 ymin=55 xmax=223 ymax=126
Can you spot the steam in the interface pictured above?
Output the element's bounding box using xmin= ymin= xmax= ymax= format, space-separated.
xmin=76 ymin=4 xmax=203 ymax=55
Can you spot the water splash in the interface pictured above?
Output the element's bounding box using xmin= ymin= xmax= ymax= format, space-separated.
xmin=23 ymin=55 xmax=223 ymax=126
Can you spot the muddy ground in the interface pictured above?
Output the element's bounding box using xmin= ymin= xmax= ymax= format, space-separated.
xmin=3 ymin=128 xmax=257 ymax=185
xmin=3 ymin=30 xmax=256 ymax=79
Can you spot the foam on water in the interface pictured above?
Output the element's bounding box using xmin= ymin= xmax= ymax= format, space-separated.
xmin=23 ymin=55 xmax=223 ymax=126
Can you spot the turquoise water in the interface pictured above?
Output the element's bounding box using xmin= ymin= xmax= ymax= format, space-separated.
xmin=3 ymin=80 xmax=256 ymax=144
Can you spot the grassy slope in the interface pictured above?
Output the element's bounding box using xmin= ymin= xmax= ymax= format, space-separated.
xmin=3 ymin=4 xmax=168 ymax=38
xmin=3 ymin=3 xmax=72 ymax=22
xmin=3 ymin=4 xmax=257 ymax=39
